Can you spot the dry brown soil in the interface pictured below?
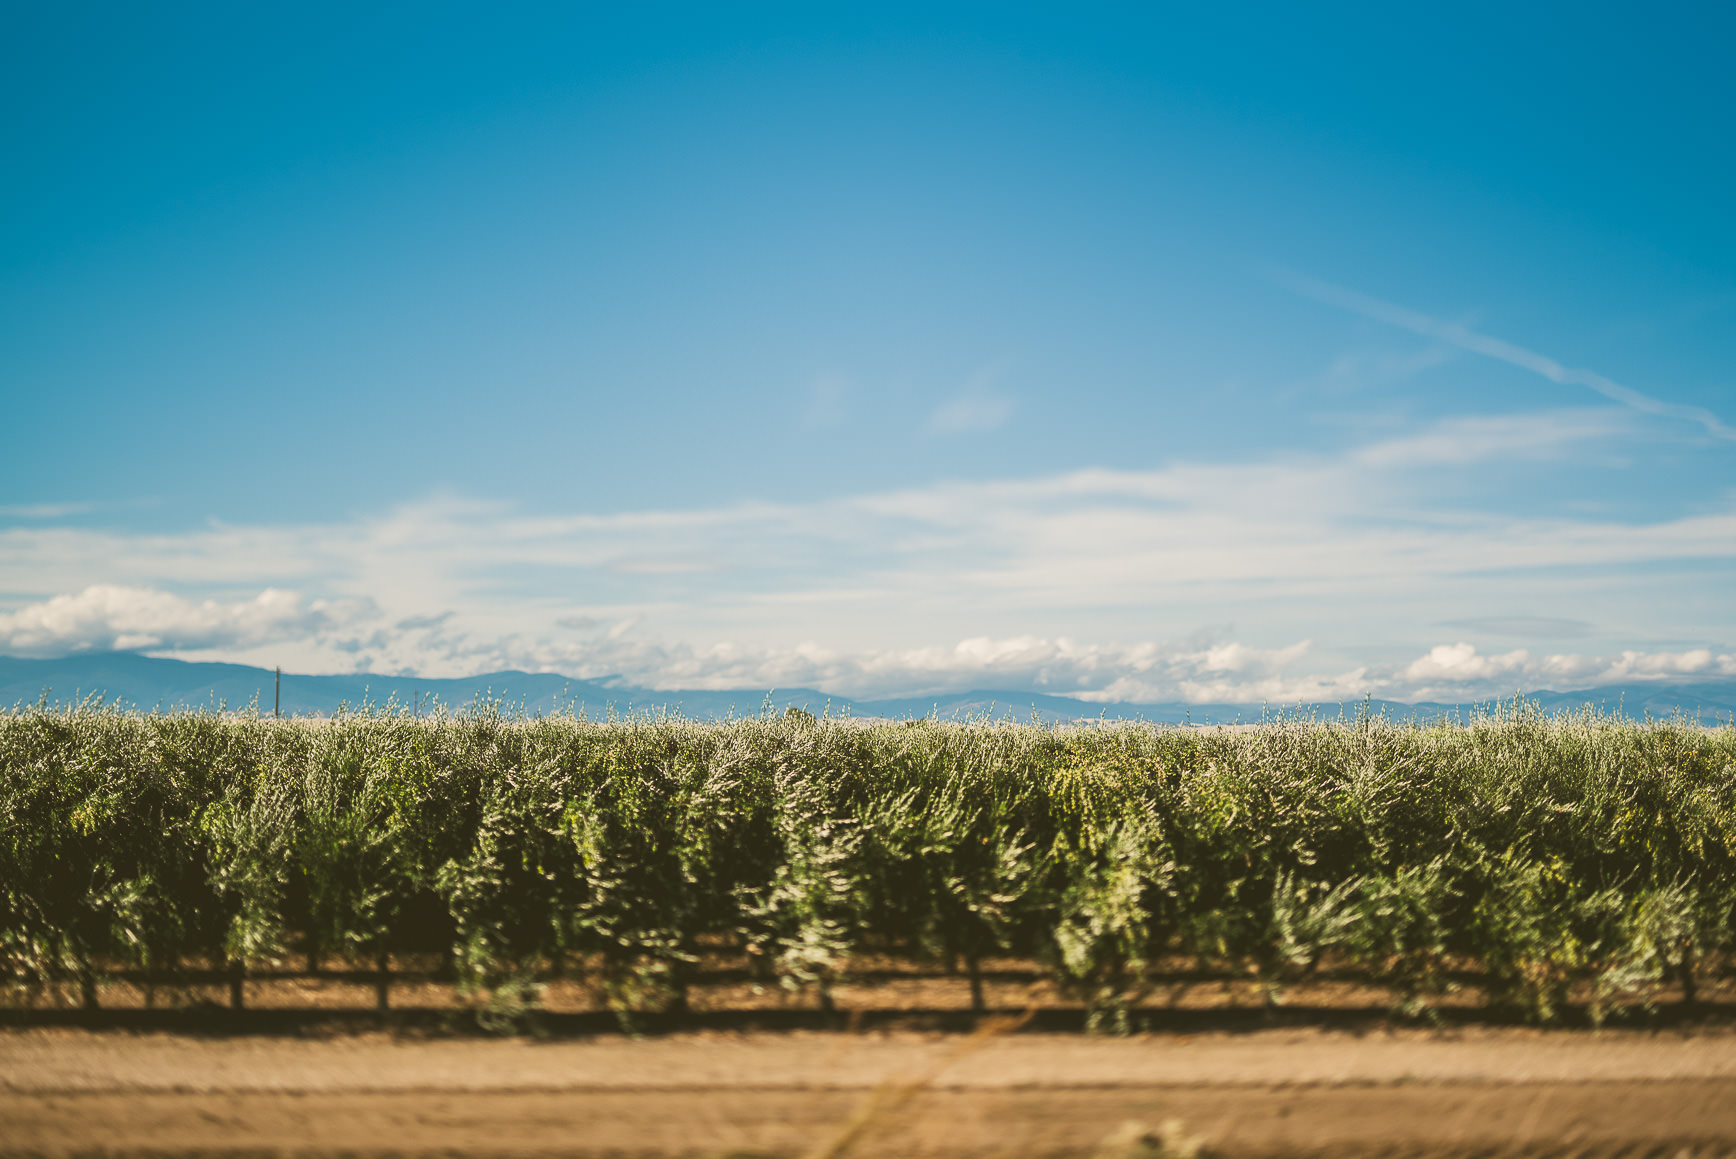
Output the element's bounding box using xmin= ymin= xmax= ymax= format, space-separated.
xmin=5 ymin=1024 xmax=1736 ymax=1157
xmin=7 ymin=962 xmax=1736 ymax=1156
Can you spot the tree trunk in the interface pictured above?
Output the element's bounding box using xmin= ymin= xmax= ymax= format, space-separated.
xmin=228 ymin=959 xmax=245 ymax=1010
xmin=375 ymin=949 xmax=391 ymax=1011
xmin=967 ymin=955 xmax=986 ymax=1014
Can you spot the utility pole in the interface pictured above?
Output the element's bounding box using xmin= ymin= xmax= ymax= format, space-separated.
xmin=274 ymin=667 xmax=280 ymax=718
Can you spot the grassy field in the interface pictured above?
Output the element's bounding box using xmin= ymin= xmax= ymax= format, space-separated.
xmin=3 ymin=701 xmax=1733 ymax=1030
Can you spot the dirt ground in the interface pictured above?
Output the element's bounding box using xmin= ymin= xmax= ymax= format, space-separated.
xmin=6 ymin=960 xmax=1736 ymax=1156
xmin=5 ymin=1023 xmax=1736 ymax=1157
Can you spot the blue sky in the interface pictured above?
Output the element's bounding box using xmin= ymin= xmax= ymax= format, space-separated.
xmin=3 ymin=3 xmax=1734 ymax=702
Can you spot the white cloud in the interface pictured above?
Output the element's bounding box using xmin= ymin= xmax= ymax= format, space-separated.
xmin=0 ymin=585 xmax=374 ymax=658
xmin=1399 ymin=641 xmax=1736 ymax=701
xmin=1404 ymin=642 xmax=1532 ymax=683
xmin=5 ymin=467 xmax=1733 ymax=643
xmin=10 ymin=407 xmax=1717 ymax=658
xmin=0 ymin=581 xmax=1729 ymax=705
xmin=0 ymin=411 xmax=1731 ymax=698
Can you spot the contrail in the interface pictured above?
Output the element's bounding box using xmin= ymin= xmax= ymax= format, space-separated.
xmin=1278 ymin=271 xmax=1736 ymax=443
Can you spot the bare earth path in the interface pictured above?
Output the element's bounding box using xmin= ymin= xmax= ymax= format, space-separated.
xmin=5 ymin=1026 xmax=1736 ymax=1157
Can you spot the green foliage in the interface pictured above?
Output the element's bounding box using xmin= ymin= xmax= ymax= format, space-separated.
xmin=1 ymin=699 xmax=1732 ymax=1028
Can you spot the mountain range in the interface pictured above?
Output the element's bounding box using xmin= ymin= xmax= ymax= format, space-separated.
xmin=2 ymin=652 xmax=1734 ymax=724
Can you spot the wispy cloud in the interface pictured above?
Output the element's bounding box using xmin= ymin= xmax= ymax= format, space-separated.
xmin=1280 ymin=271 xmax=1736 ymax=442
xmin=1349 ymin=409 xmax=1629 ymax=468
xmin=5 ymin=459 xmax=1731 ymax=633
xmin=1318 ymin=344 xmax=1457 ymax=393
xmin=0 ymin=503 xmax=98 ymax=520
xmin=1438 ymin=615 xmax=1593 ymax=640
xmin=1 ymin=413 xmax=1730 ymax=696
xmin=924 ymin=366 xmax=1014 ymax=435
xmin=804 ymin=373 xmax=849 ymax=429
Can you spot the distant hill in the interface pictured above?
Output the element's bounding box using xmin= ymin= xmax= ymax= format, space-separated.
xmin=1 ymin=652 xmax=1733 ymax=724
